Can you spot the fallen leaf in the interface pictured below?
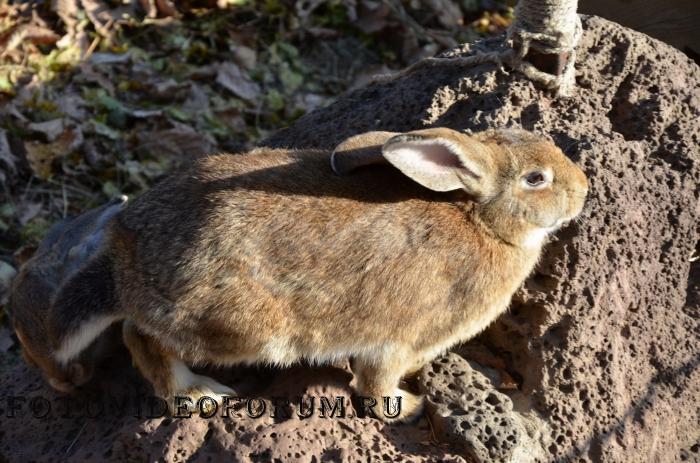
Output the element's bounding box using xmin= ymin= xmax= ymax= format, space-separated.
xmin=16 ymin=202 xmax=42 ymax=226
xmin=0 ymin=326 xmax=14 ymax=353
xmin=54 ymin=94 xmax=87 ymax=120
xmin=0 ymin=24 xmax=61 ymax=56
xmin=293 ymin=93 xmax=325 ymax=113
xmin=136 ymin=121 xmax=216 ymax=162
xmin=28 ymin=118 xmax=71 ymax=142
xmin=214 ymin=109 xmax=246 ymax=133
xmin=76 ymin=63 xmax=116 ymax=95
xmin=0 ymin=129 xmax=19 ymax=176
xmin=155 ymin=0 xmax=179 ymax=18
xmin=215 ymin=61 xmax=260 ymax=102
xmin=81 ymin=0 xmax=136 ymax=38
xmin=130 ymin=109 xmax=163 ymax=119
xmin=278 ymin=64 xmax=304 ymax=92
xmin=25 ymin=125 xmax=83 ymax=179
xmin=52 ymin=0 xmax=80 ymax=34
xmin=182 ymin=84 xmax=211 ymax=114
xmin=12 ymin=245 xmax=36 ymax=267
xmin=232 ymin=45 xmax=257 ymax=70
xmin=139 ymin=0 xmax=158 ymax=19
xmin=0 ymin=259 xmax=17 ymax=310
xmin=0 ymin=102 xmax=29 ymax=123
xmin=305 ymin=27 xmax=340 ymax=39
xmin=148 ymin=78 xmax=190 ymax=102
xmin=85 ymin=120 xmax=120 ymax=140
xmin=88 ymin=52 xmax=132 ymax=65
xmin=354 ymin=1 xmax=391 ymax=34
xmin=189 ymin=64 xmax=217 ymax=80
xmin=423 ymin=0 xmax=463 ymax=30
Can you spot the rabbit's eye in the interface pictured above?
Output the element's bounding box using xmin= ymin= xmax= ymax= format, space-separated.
xmin=522 ymin=170 xmax=551 ymax=188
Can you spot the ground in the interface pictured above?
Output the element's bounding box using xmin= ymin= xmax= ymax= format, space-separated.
xmin=1 ymin=4 xmax=698 ymax=463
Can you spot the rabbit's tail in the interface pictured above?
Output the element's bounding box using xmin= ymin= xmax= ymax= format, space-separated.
xmin=52 ymin=249 xmax=124 ymax=366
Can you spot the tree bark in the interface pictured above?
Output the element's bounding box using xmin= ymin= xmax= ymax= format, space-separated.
xmin=508 ymin=0 xmax=581 ymax=95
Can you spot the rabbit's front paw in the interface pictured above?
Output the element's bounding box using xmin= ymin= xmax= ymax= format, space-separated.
xmin=170 ymin=362 xmax=236 ymax=416
xmin=352 ymin=352 xmax=425 ymax=424
xmin=380 ymin=390 xmax=424 ymax=424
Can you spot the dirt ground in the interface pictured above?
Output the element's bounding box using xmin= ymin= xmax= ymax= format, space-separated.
xmin=0 ymin=4 xmax=698 ymax=463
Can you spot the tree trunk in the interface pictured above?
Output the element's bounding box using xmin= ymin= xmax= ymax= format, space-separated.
xmin=508 ymin=0 xmax=581 ymax=95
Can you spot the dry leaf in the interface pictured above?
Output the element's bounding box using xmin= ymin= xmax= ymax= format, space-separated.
xmin=148 ymin=78 xmax=190 ymax=102
xmin=354 ymin=1 xmax=391 ymax=34
xmin=232 ymin=45 xmax=257 ymax=70
xmin=16 ymin=202 xmax=42 ymax=226
xmin=182 ymin=84 xmax=211 ymax=114
xmin=0 ymin=129 xmax=19 ymax=176
xmin=136 ymin=121 xmax=216 ymax=161
xmin=293 ymin=93 xmax=325 ymax=113
xmin=131 ymin=109 xmax=163 ymax=119
xmin=76 ymin=63 xmax=116 ymax=95
xmin=54 ymin=94 xmax=87 ymax=120
xmin=80 ymin=0 xmax=135 ymax=38
xmin=28 ymin=118 xmax=70 ymax=142
xmin=0 ymin=260 xmax=17 ymax=309
xmin=215 ymin=61 xmax=260 ymax=102
xmin=0 ymin=24 xmax=61 ymax=56
xmin=88 ymin=51 xmax=132 ymax=65
xmin=155 ymin=0 xmax=179 ymax=18
xmin=423 ymin=0 xmax=463 ymax=30
xmin=0 ymin=326 xmax=14 ymax=353
xmin=25 ymin=126 xmax=83 ymax=179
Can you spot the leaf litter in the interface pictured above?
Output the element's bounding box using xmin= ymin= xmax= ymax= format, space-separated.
xmin=0 ymin=0 xmax=513 ymax=326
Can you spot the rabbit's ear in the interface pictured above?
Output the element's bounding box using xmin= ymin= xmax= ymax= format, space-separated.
xmin=382 ymin=132 xmax=494 ymax=195
xmin=331 ymin=131 xmax=399 ymax=175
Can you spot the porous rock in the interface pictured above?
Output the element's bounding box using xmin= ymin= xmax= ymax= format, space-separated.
xmin=265 ymin=14 xmax=700 ymax=463
xmin=419 ymin=353 xmax=549 ymax=463
xmin=0 ymin=15 xmax=698 ymax=463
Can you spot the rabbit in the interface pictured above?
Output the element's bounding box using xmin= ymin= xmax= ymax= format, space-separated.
xmin=8 ymin=196 xmax=127 ymax=393
xmin=47 ymin=127 xmax=587 ymax=422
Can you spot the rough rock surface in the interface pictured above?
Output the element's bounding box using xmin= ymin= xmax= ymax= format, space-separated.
xmin=265 ymin=15 xmax=700 ymax=462
xmin=419 ymin=353 xmax=549 ymax=463
xmin=1 ymin=15 xmax=698 ymax=463
xmin=0 ymin=350 xmax=467 ymax=462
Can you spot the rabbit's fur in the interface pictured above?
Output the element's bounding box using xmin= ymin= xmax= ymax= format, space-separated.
xmin=8 ymin=197 xmax=126 ymax=393
xmin=15 ymin=127 xmax=587 ymax=422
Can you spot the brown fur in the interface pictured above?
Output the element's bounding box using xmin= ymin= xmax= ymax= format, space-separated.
xmin=107 ymin=127 xmax=587 ymax=422
xmin=330 ymin=130 xmax=398 ymax=174
xmin=8 ymin=198 xmax=125 ymax=392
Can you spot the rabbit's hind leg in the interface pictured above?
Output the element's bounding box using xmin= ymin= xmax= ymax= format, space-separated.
xmin=351 ymin=347 xmax=424 ymax=423
xmin=122 ymin=320 xmax=235 ymax=416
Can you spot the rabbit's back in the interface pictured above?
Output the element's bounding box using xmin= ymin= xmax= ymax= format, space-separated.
xmin=112 ymin=149 xmax=525 ymax=365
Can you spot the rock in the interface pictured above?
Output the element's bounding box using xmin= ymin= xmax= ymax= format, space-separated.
xmin=264 ymin=15 xmax=700 ymax=463
xmin=420 ymin=353 xmax=549 ymax=463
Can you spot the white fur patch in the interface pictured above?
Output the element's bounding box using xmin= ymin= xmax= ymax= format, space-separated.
xmin=170 ymin=359 xmax=235 ymax=398
xmin=260 ymin=336 xmax=299 ymax=366
xmin=522 ymin=227 xmax=553 ymax=249
xmin=170 ymin=359 xmax=199 ymax=391
xmin=54 ymin=315 xmax=120 ymax=365
xmin=256 ymin=337 xmax=395 ymax=368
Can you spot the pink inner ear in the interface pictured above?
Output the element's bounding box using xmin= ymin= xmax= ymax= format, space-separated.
xmin=420 ymin=143 xmax=463 ymax=168
xmin=416 ymin=142 xmax=482 ymax=180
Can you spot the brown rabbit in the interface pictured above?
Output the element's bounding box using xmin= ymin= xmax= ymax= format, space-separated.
xmin=8 ymin=197 xmax=126 ymax=393
xmin=49 ymin=127 xmax=588 ymax=422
